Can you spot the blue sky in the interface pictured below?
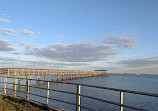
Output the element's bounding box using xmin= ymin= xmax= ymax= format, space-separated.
xmin=0 ymin=0 xmax=158 ymax=74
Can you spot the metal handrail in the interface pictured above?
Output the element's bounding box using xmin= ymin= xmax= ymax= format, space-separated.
xmin=1 ymin=76 xmax=157 ymax=111
xmin=7 ymin=76 xmax=158 ymax=97
xmin=6 ymin=77 xmax=158 ymax=97
xmin=4 ymin=87 xmax=150 ymax=111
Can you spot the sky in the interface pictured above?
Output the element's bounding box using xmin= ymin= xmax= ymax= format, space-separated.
xmin=0 ymin=0 xmax=158 ymax=74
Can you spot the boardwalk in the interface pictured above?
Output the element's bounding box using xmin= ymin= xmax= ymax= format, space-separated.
xmin=0 ymin=68 xmax=110 ymax=81
xmin=0 ymin=68 xmax=158 ymax=111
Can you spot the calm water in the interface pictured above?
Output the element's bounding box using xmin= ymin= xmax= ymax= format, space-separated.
xmin=0 ymin=74 xmax=158 ymax=111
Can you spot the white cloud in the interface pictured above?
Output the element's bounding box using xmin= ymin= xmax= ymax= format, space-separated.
xmin=0 ymin=28 xmax=40 ymax=39
xmin=117 ymin=56 xmax=158 ymax=68
xmin=12 ymin=43 xmax=120 ymax=62
xmin=11 ymin=52 xmax=25 ymax=54
xmin=102 ymin=29 xmax=139 ymax=49
xmin=20 ymin=29 xmax=40 ymax=38
xmin=0 ymin=56 xmax=17 ymax=61
xmin=108 ymin=56 xmax=158 ymax=74
xmin=16 ymin=40 xmax=35 ymax=47
xmin=0 ymin=28 xmax=17 ymax=36
xmin=11 ymin=41 xmax=35 ymax=54
xmin=0 ymin=56 xmax=91 ymax=69
xmin=103 ymin=36 xmax=138 ymax=48
xmin=20 ymin=29 xmax=34 ymax=36
xmin=0 ymin=39 xmax=16 ymax=51
xmin=56 ymin=35 xmax=64 ymax=38
xmin=0 ymin=18 xmax=10 ymax=23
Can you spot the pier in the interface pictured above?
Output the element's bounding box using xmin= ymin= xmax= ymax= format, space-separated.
xmin=0 ymin=68 xmax=110 ymax=82
xmin=0 ymin=67 xmax=111 ymax=111
xmin=1 ymin=68 xmax=158 ymax=111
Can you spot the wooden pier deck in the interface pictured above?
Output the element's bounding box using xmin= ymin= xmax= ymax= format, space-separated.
xmin=0 ymin=68 xmax=110 ymax=81
xmin=0 ymin=68 xmax=110 ymax=111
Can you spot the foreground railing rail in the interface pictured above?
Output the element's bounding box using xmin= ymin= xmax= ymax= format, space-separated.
xmin=0 ymin=76 xmax=158 ymax=111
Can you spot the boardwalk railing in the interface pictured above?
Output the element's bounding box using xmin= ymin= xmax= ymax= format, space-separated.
xmin=0 ymin=68 xmax=110 ymax=77
xmin=0 ymin=76 xmax=158 ymax=111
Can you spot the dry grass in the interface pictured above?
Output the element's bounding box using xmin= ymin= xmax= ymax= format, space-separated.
xmin=0 ymin=95 xmax=54 ymax=111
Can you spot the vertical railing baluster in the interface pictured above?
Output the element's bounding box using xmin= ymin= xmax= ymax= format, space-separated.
xmin=14 ymin=68 xmax=16 ymax=75
xmin=8 ymin=68 xmax=9 ymax=76
xmin=120 ymin=91 xmax=123 ymax=111
xmin=76 ymin=84 xmax=81 ymax=111
xmin=22 ymin=68 xmax=23 ymax=75
xmin=13 ymin=77 xmax=17 ymax=97
xmin=4 ymin=77 xmax=7 ymax=95
xmin=46 ymin=82 xmax=50 ymax=105
xmin=26 ymin=78 xmax=30 ymax=100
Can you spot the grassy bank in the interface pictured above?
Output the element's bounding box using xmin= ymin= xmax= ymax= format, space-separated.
xmin=0 ymin=95 xmax=54 ymax=111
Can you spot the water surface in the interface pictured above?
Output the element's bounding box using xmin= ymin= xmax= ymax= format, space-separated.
xmin=0 ymin=74 xmax=158 ymax=111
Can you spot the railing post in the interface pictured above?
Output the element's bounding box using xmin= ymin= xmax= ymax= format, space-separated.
xmin=14 ymin=68 xmax=16 ymax=75
xmin=13 ymin=77 xmax=17 ymax=97
xmin=76 ymin=84 xmax=81 ymax=111
xmin=38 ymin=69 xmax=39 ymax=75
xmin=28 ymin=69 xmax=30 ymax=76
xmin=120 ymin=91 xmax=123 ymax=111
xmin=4 ymin=77 xmax=7 ymax=95
xmin=22 ymin=68 xmax=23 ymax=75
xmin=26 ymin=78 xmax=30 ymax=100
xmin=46 ymin=82 xmax=50 ymax=105
xmin=7 ymin=68 xmax=9 ymax=76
